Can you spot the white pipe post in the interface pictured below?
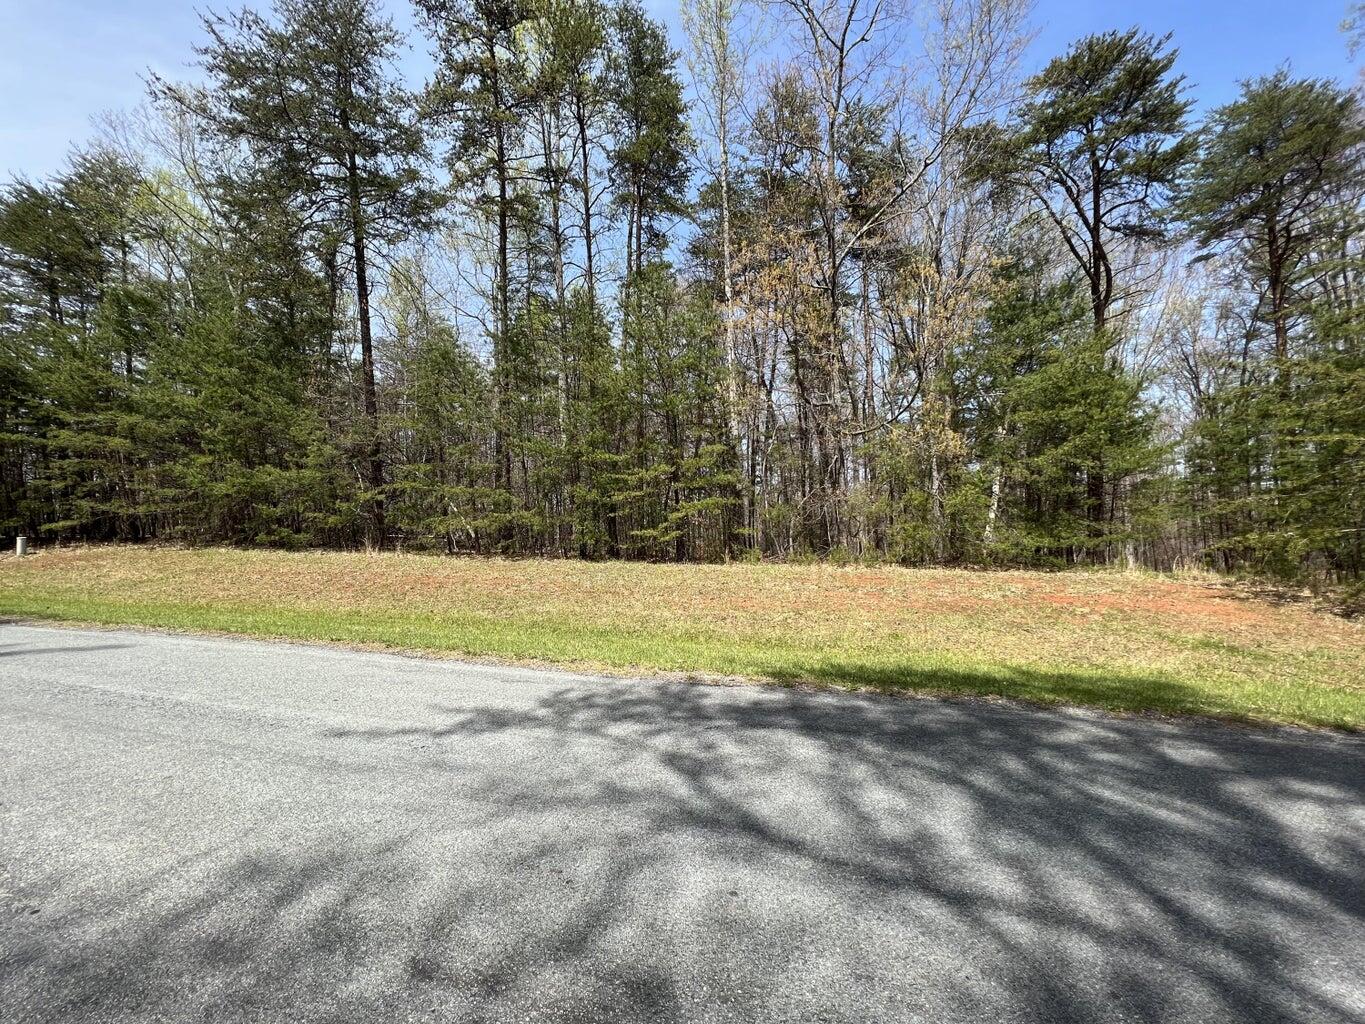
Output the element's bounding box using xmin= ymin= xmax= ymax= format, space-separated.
xmin=15 ymin=536 xmax=27 ymax=557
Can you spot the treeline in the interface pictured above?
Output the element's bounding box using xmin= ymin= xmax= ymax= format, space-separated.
xmin=1 ymin=0 xmax=1362 ymax=591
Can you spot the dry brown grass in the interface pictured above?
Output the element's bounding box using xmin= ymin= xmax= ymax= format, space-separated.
xmin=2 ymin=546 xmax=1362 ymax=728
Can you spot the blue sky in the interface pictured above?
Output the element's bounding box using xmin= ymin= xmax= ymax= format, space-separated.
xmin=1 ymin=0 xmax=1358 ymax=180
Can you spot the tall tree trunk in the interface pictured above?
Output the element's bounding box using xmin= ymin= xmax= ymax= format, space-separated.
xmin=542 ymin=114 xmax=572 ymax=555
xmin=346 ymin=149 xmax=384 ymax=549
xmin=575 ymin=97 xmax=596 ymax=312
xmin=496 ymin=132 xmax=512 ymax=505
xmin=717 ymin=108 xmax=747 ymax=553
xmin=1085 ymin=165 xmax=1109 ymax=555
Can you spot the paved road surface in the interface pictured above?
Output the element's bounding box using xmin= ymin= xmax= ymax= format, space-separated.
xmin=1 ymin=623 xmax=1362 ymax=1023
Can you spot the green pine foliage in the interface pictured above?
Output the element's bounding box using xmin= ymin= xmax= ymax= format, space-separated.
xmin=0 ymin=6 xmax=1361 ymax=600
xmin=1172 ymin=73 xmax=1365 ymax=595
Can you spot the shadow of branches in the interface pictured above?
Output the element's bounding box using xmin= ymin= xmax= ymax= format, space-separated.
xmin=6 ymin=673 xmax=1364 ymax=1023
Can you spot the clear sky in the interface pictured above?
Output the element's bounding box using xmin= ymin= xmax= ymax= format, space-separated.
xmin=1 ymin=0 xmax=1358 ymax=180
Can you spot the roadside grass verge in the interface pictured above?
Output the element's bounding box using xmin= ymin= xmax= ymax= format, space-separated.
xmin=1 ymin=546 xmax=1362 ymax=730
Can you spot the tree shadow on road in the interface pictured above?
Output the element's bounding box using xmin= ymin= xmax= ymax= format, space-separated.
xmin=7 ymin=677 xmax=1364 ymax=1023
xmin=0 ymin=641 xmax=132 ymax=658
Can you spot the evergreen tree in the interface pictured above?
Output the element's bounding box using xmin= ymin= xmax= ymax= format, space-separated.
xmin=419 ymin=0 xmax=537 ymax=520
xmin=983 ymin=29 xmax=1193 ymax=333
xmin=608 ymin=0 xmax=691 ymax=280
xmin=1181 ymin=73 xmax=1364 ymax=364
xmin=959 ymin=251 xmax=1165 ymax=563
xmin=1178 ymin=74 xmax=1365 ymax=586
xmin=158 ymin=0 xmax=437 ymax=547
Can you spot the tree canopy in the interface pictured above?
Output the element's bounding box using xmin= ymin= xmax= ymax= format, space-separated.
xmin=1 ymin=2 xmax=1362 ymax=602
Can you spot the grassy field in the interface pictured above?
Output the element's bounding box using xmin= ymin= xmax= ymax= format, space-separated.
xmin=1 ymin=546 xmax=1362 ymax=730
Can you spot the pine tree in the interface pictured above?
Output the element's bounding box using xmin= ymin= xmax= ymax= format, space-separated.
xmin=983 ymin=29 xmax=1193 ymax=333
xmin=1181 ymin=73 xmax=1364 ymax=365
xmin=158 ymin=0 xmax=437 ymax=547
xmin=1178 ymin=74 xmax=1365 ymax=587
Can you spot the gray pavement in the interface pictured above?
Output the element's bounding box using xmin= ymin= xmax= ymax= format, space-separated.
xmin=0 ymin=622 xmax=1362 ymax=1023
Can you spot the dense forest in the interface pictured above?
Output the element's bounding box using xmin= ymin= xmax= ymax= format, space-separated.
xmin=1 ymin=0 xmax=1362 ymax=592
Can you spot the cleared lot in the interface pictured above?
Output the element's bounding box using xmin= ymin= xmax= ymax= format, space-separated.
xmin=1 ymin=546 xmax=1363 ymax=727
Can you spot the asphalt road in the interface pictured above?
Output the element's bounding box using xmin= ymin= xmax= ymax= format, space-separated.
xmin=1 ymin=623 xmax=1362 ymax=1023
